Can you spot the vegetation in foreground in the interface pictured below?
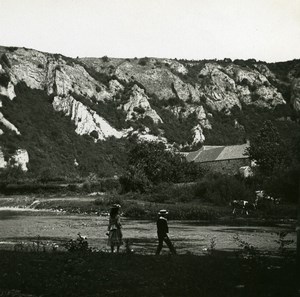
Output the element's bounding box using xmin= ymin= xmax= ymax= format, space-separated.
xmin=0 ymin=250 xmax=298 ymax=297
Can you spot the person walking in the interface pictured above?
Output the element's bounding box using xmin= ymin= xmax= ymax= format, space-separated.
xmin=156 ymin=209 xmax=176 ymax=255
xmin=107 ymin=204 xmax=123 ymax=253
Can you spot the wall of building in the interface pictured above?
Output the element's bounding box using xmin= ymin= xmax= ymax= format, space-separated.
xmin=201 ymin=158 xmax=250 ymax=175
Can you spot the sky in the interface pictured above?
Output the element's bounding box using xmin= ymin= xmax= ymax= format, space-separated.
xmin=0 ymin=0 xmax=299 ymax=62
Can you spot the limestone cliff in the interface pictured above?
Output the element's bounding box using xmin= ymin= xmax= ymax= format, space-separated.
xmin=122 ymin=85 xmax=162 ymax=124
xmin=52 ymin=95 xmax=124 ymax=140
xmin=0 ymin=46 xmax=299 ymax=174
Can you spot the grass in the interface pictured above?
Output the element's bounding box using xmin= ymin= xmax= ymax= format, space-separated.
xmin=0 ymin=193 xmax=297 ymax=221
xmin=0 ymin=250 xmax=298 ymax=297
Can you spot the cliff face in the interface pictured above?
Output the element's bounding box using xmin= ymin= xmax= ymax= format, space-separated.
xmin=0 ymin=46 xmax=299 ymax=174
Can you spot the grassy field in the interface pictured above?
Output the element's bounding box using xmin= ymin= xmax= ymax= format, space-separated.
xmin=0 ymin=194 xmax=297 ymax=221
xmin=0 ymin=250 xmax=298 ymax=297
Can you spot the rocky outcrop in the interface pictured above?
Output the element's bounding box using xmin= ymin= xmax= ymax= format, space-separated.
xmin=191 ymin=124 xmax=205 ymax=145
xmin=2 ymin=48 xmax=127 ymax=141
xmin=0 ymin=147 xmax=29 ymax=171
xmin=7 ymin=48 xmax=47 ymax=90
xmin=196 ymin=63 xmax=285 ymax=112
xmin=169 ymin=105 xmax=211 ymax=129
xmin=5 ymin=48 xmax=116 ymax=103
xmin=131 ymin=127 xmax=168 ymax=144
xmin=113 ymin=60 xmax=200 ymax=103
xmin=122 ymin=85 xmax=162 ymax=123
xmin=0 ymin=147 xmax=7 ymax=169
xmin=291 ymin=78 xmax=300 ymax=111
xmin=161 ymin=59 xmax=188 ymax=75
xmin=0 ymin=64 xmax=16 ymax=100
xmin=254 ymin=64 xmax=276 ymax=80
xmin=0 ymin=82 xmax=16 ymax=100
xmin=0 ymin=112 xmax=20 ymax=134
xmin=52 ymin=95 xmax=124 ymax=140
xmin=10 ymin=149 xmax=29 ymax=171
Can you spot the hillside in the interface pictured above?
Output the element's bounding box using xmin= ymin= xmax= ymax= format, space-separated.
xmin=0 ymin=46 xmax=299 ymax=179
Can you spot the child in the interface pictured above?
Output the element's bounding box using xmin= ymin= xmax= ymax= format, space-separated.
xmin=107 ymin=204 xmax=123 ymax=253
xmin=156 ymin=209 xmax=176 ymax=255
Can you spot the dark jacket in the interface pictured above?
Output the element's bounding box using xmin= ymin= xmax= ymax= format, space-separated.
xmin=157 ymin=216 xmax=169 ymax=237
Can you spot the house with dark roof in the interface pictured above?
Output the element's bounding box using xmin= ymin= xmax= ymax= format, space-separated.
xmin=186 ymin=142 xmax=250 ymax=175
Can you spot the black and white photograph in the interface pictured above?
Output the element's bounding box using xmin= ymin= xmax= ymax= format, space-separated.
xmin=0 ymin=0 xmax=299 ymax=296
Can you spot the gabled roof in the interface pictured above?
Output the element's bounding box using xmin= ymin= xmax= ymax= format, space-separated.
xmin=187 ymin=143 xmax=249 ymax=163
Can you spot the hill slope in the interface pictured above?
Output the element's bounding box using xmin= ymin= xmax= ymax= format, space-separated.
xmin=0 ymin=46 xmax=299 ymax=178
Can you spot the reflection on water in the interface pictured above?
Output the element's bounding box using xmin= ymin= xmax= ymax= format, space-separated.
xmin=0 ymin=208 xmax=296 ymax=255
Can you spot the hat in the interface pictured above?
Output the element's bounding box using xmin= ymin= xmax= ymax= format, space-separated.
xmin=158 ymin=209 xmax=168 ymax=215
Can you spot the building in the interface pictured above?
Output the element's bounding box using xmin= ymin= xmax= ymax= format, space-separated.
xmin=186 ymin=142 xmax=251 ymax=175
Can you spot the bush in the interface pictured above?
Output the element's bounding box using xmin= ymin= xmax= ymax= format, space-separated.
xmin=100 ymin=178 xmax=121 ymax=192
xmin=138 ymin=57 xmax=149 ymax=66
xmin=0 ymin=72 xmax=10 ymax=88
xmin=194 ymin=173 xmax=254 ymax=205
xmin=101 ymin=56 xmax=109 ymax=62
xmin=0 ymin=54 xmax=11 ymax=68
xmin=146 ymin=182 xmax=198 ymax=203
xmin=63 ymin=233 xmax=90 ymax=252
xmin=119 ymin=166 xmax=151 ymax=193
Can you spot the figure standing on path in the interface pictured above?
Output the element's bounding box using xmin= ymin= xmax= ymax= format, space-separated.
xmin=107 ymin=204 xmax=123 ymax=253
xmin=156 ymin=209 xmax=176 ymax=255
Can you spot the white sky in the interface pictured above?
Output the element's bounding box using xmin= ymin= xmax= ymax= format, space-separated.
xmin=0 ymin=0 xmax=299 ymax=62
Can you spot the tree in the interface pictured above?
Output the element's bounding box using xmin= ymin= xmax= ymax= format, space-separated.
xmin=247 ymin=120 xmax=300 ymax=203
xmin=247 ymin=120 xmax=287 ymax=176
xmin=120 ymin=141 xmax=202 ymax=192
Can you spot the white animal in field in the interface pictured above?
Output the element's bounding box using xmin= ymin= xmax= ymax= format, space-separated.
xmin=255 ymin=190 xmax=280 ymax=206
xmin=230 ymin=198 xmax=258 ymax=216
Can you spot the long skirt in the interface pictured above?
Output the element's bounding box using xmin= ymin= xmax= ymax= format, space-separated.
xmin=108 ymin=229 xmax=123 ymax=246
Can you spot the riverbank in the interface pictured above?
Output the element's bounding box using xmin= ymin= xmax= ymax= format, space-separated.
xmin=0 ymin=250 xmax=298 ymax=297
xmin=0 ymin=193 xmax=297 ymax=223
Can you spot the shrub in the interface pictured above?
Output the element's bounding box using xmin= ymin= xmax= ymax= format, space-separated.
xmin=123 ymin=203 xmax=148 ymax=218
xmin=64 ymin=233 xmax=90 ymax=252
xmin=133 ymin=106 xmax=145 ymax=114
xmin=0 ymin=54 xmax=11 ymax=68
xmin=101 ymin=56 xmax=109 ymax=62
xmin=0 ymin=72 xmax=10 ymax=88
xmin=138 ymin=57 xmax=149 ymax=66
xmin=7 ymin=46 xmax=18 ymax=52
xmin=194 ymin=173 xmax=254 ymax=205
xmin=146 ymin=182 xmax=197 ymax=203
xmin=89 ymin=130 xmax=98 ymax=139
xmin=119 ymin=166 xmax=151 ymax=193
xmin=100 ymin=178 xmax=121 ymax=192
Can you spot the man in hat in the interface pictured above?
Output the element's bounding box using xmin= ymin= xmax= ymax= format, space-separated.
xmin=156 ymin=209 xmax=176 ymax=255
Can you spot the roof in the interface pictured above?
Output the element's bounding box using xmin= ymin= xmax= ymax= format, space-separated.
xmin=186 ymin=143 xmax=249 ymax=163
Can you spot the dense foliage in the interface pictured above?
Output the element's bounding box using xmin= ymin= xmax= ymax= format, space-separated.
xmin=119 ymin=141 xmax=203 ymax=192
xmin=247 ymin=121 xmax=300 ymax=203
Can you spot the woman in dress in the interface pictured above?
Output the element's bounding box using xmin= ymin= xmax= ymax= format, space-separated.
xmin=107 ymin=204 xmax=123 ymax=253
